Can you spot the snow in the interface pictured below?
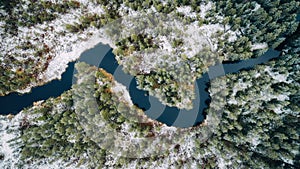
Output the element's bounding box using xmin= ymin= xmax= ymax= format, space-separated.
xmin=273 ymin=107 xmax=283 ymax=114
xmin=177 ymin=6 xmax=192 ymax=15
xmin=249 ymin=134 xmax=261 ymax=149
xmin=217 ymin=158 xmax=227 ymax=169
xmin=280 ymin=157 xmax=294 ymax=165
xmin=159 ymin=125 xmax=178 ymax=140
xmin=198 ymin=2 xmax=213 ymax=19
xmin=227 ymin=29 xmax=239 ymax=43
xmin=264 ymin=66 xmax=291 ymax=83
xmin=0 ymin=1 xmax=277 ymax=167
xmin=251 ymin=43 xmax=268 ymax=51
xmin=19 ymin=156 xmax=87 ymax=169
xmin=230 ymin=80 xmax=252 ymax=98
xmin=276 ymin=94 xmax=289 ymax=101
xmin=254 ymin=72 xmax=261 ymax=78
xmin=112 ymin=81 xmax=133 ymax=106
xmin=0 ymin=114 xmax=22 ymax=169
xmin=16 ymin=86 xmax=33 ymax=94
xmin=196 ymin=23 xmax=225 ymax=52
xmin=1 ymin=124 xmax=14 ymax=158
xmin=176 ymin=6 xmax=197 ymax=18
xmin=40 ymin=30 xmax=114 ymax=82
xmin=253 ymin=3 xmax=261 ymax=12
xmin=159 ymin=36 xmax=173 ymax=53
xmin=228 ymin=99 xmax=238 ymax=105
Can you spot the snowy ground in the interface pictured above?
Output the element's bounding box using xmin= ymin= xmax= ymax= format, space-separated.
xmin=1 ymin=0 xmax=240 ymax=111
xmin=0 ymin=114 xmax=22 ymax=168
xmin=2 ymin=1 xmax=239 ymax=104
xmin=0 ymin=0 xmax=298 ymax=168
xmin=0 ymin=113 xmax=88 ymax=169
xmin=111 ymin=81 xmax=133 ymax=106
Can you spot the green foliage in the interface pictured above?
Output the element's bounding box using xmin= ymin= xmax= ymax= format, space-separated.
xmin=214 ymin=0 xmax=300 ymax=60
xmin=0 ymin=1 xmax=82 ymax=96
xmin=137 ymin=69 xmax=181 ymax=105
xmin=1 ymin=1 xmax=80 ymax=34
xmin=18 ymin=62 xmax=161 ymax=167
xmin=114 ymin=34 xmax=159 ymax=57
xmin=2 ymin=1 xmax=300 ymax=168
xmin=207 ymin=34 xmax=300 ymax=168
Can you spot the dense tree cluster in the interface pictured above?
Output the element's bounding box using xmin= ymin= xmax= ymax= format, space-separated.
xmin=72 ymin=62 xmax=148 ymax=130
xmin=213 ymin=0 xmax=300 ymax=60
xmin=20 ymin=91 xmax=109 ymax=168
xmin=136 ymin=69 xmax=183 ymax=106
xmin=18 ymin=62 xmax=164 ymax=167
xmin=0 ymin=0 xmax=82 ymax=96
xmin=114 ymin=34 xmax=159 ymax=57
xmin=1 ymin=0 xmax=299 ymax=101
xmin=204 ymin=31 xmax=300 ymax=168
xmin=12 ymin=33 xmax=300 ymax=167
xmin=65 ymin=2 xmax=120 ymax=33
xmin=0 ymin=1 xmax=299 ymax=167
xmin=1 ymin=0 xmax=80 ymax=35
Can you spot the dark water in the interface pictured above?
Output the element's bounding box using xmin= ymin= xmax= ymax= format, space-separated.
xmin=0 ymin=42 xmax=280 ymax=127
xmin=0 ymin=62 xmax=75 ymax=114
xmin=1 ymin=10 xmax=298 ymax=127
xmin=150 ymin=49 xmax=280 ymax=127
xmin=222 ymin=50 xmax=280 ymax=74
xmin=0 ymin=0 xmax=298 ymax=128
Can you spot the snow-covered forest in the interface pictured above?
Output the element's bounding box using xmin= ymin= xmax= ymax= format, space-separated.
xmin=0 ymin=0 xmax=299 ymax=168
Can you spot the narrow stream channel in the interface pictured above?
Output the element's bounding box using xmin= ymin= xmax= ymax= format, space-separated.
xmin=0 ymin=5 xmax=298 ymax=130
xmin=0 ymin=43 xmax=280 ymax=128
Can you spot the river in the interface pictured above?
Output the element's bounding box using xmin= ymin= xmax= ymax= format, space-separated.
xmin=0 ymin=42 xmax=280 ymax=127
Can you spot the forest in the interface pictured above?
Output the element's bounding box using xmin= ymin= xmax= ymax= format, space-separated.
xmin=0 ymin=0 xmax=299 ymax=109
xmin=1 ymin=33 xmax=297 ymax=168
xmin=205 ymin=33 xmax=300 ymax=168
xmin=0 ymin=0 xmax=299 ymax=168
xmin=0 ymin=0 xmax=81 ymax=96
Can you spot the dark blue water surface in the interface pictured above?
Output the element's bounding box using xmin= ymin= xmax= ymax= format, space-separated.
xmin=0 ymin=62 xmax=75 ymax=114
xmin=0 ymin=41 xmax=280 ymax=127
xmin=1 ymin=11 xmax=299 ymax=127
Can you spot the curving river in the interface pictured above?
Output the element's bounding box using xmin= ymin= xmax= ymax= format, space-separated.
xmin=0 ymin=42 xmax=280 ymax=127
xmin=1 ymin=13 xmax=299 ymax=128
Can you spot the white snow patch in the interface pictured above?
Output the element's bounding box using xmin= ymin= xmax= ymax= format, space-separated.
xmin=177 ymin=6 xmax=192 ymax=15
xmin=29 ymin=158 xmax=86 ymax=169
xmin=276 ymin=94 xmax=289 ymax=101
xmin=112 ymin=81 xmax=133 ymax=106
xmin=198 ymin=2 xmax=213 ymax=18
xmin=253 ymin=3 xmax=261 ymax=12
xmin=0 ymin=113 xmax=23 ymax=168
xmin=197 ymin=23 xmax=224 ymax=52
xmin=264 ymin=66 xmax=291 ymax=83
xmin=40 ymin=32 xmax=114 ymax=82
xmin=273 ymin=107 xmax=283 ymax=114
xmin=176 ymin=6 xmax=197 ymax=18
xmin=250 ymin=135 xmax=261 ymax=148
xmin=254 ymin=72 xmax=261 ymax=78
xmin=159 ymin=36 xmax=173 ymax=53
xmin=231 ymin=80 xmax=252 ymax=97
xmin=251 ymin=43 xmax=268 ymax=51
